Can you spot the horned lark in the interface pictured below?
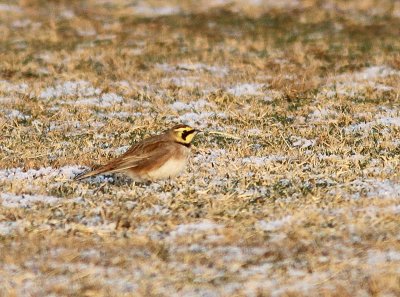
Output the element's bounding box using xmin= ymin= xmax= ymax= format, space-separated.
xmin=74 ymin=124 xmax=200 ymax=182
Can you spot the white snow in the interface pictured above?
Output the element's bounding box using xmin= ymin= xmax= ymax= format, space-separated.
xmin=257 ymin=216 xmax=292 ymax=231
xmin=0 ymin=4 xmax=22 ymax=12
xmin=1 ymin=193 xmax=60 ymax=208
xmin=99 ymin=111 xmax=136 ymax=119
xmin=60 ymin=9 xmax=75 ymax=19
xmin=169 ymin=99 xmax=211 ymax=111
xmin=227 ymin=83 xmax=265 ymax=96
xmin=0 ymin=80 xmax=28 ymax=93
xmin=367 ymin=250 xmax=400 ymax=265
xmin=352 ymin=66 xmax=400 ymax=80
xmin=3 ymin=109 xmax=31 ymax=120
xmin=0 ymin=96 xmax=15 ymax=104
xmin=345 ymin=114 xmax=400 ymax=134
xmin=156 ymin=63 xmax=176 ymax=72
xmin=247 ymin=128 xmax=263 ymax=136
xmin=114 ymin=145 xmax=130 ymax=156
xmin=72 ymin=93 xmax=123 ymax=107
xmin=0 ymin=166 xmax=84 ymax=181
xmin=39 ymin=81 xmax=101 ymax=99
xmin=163 ymin=76 xmax=200 ymax=87
xmin=364 ymin=180 xmax=400 ymax=199
xmin=178 ymin=111 xmax=226 ymax=128
xmin=290 ymin=136 xmax=315 ymax=148
xmin=76 ymin=28 xmax=97 ymax=37
xmin=319 ymin=66 xmax=399 ymax=99
xmin=12 ymin=19 xmax=31 ymax=28
xmin=332 ymin=66 xmax=399 ymax=84
xmin=0 ymin=221 xmax=20 ymax=236
xmin=192 ymin=149 xmax=226 ymax=163
xmin=169 ymin=220 xmax=223 ymax=238
xmin=308 ymin=107 xmax=338 ymax=121
xmin=46 ymin=120 xmax=104 ymax=132
xmin=132 ymin=4 xmax=181 ymax=16
xmin=241 ymin=155 xmax=286 ymax=166
xmin=265 ymin=90 xmax=284 ymax=101
xmin=332 ymin=179 xmax=400 ymax=200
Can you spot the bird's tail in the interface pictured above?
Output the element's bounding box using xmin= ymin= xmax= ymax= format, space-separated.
xmin=74 ymin=164 xmax=115 ymax=181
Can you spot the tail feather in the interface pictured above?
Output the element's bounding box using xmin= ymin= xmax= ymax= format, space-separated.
xmin=74 ymin=164 xmax=115 ymax=181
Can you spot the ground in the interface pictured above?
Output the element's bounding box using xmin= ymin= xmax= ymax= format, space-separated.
xmin=0 ymin=0 xmax=400 ymax=296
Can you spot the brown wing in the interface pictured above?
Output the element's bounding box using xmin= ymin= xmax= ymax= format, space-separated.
xmin=74 ymin=134 xmax=169 ymax=180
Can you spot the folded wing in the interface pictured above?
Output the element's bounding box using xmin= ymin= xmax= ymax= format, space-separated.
xmin=74 ymin=137 xmax=170 ymax=181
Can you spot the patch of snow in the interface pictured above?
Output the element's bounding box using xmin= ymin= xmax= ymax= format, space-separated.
xmin=99 ymin=111 xmax=137 ymax=119
xmin=132 ymin=4 xmax=181 ymax=16
xmin=163 ymin=76 xmax=200 ymax=87
xmin=364 ymin=180 xmax=400 ymax=199
xmin=257 ymin=216 xmax=292 ymax=231
xmin=0 ymin=4 xmax=22 ymax=12
xmin=344 ymin=121 xmax=375 ymax=133
xmin=263 ymin=90 xmax=283 ymax=102
xmin=0 ymin=221 xmax=20 ymax=236
xmin=77 ymin=28 xmax=97 ymax=37
xmin=156 ymin=63 xmax=175 ymax=72
xmin=0 ymin=96 xmax=15 ymax=104
xmin=377 ymin=116 xmax=400 ymax=127
xmin=1 ymin=193 xmax=60 ymax=208
xmin=345 ymin=114 xmax=400 ymax=134
xmin=60 ymin=9 xmax=75 ymax=19
xmin=178 ymin=111 xmax=226 ymax=128
xmin=73 ymin=93 xmax=123 ymax=107
xmin=46 ymin=121 xmax=104 ymax=132
xmin=308 ymin=107 xmax=338 ymax=121
xmin=269 ymin=272 xmax=331 ymax=297
xmin=332 ymin=179 xmax=400 ymax=200
xmin=227 ymin=83 xmax=265 ymax=96
xmin=0 ymin=165 xmax=84 ymax=181
xmin=353 ymin=66 xmax=399 ymax=80
xmin=0 ymin=80 xmax=28 ymax=93
xmin=35 ymin=52 xmax=54 ymax=62
xmin=4 ymin=109 xmax=31 ymax=120
xmin=12 ymin=19 xmax=31 ymax=28
xmin=317 ymin=153 xmax=340 ymax=161
xmin=141 ymin=205 xmax=171 ymax=216
xmin=40 ymin=81 xmax=101 ymax=99
xmin=367 ymin=250 xmax=400 ymax=265
xmin=193 ymin=149 xmax=226 ymax=163
xmin=241 ymin=155 xmax=286 ymax=166
xmin=247 ymin=128 xmax=263 ymax=136
xmin=169 ymin=99 xmax=211 ymax=111
xmin=114 ymin=145 xmax=130 ymax=156
xmin=290 ymin=136 xmax=315 ymax=148
xmin=320 ymin=80 xmax=394 ymax=100
xmin=169 ymin=220 xmax=223 ymax=238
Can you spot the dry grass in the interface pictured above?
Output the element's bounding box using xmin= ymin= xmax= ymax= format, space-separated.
xmin=1 ymin=0 xmax=400 ymax=296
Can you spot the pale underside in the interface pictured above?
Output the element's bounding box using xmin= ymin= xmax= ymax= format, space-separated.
xmin=125 ymin=156 xmax=188 ymax=182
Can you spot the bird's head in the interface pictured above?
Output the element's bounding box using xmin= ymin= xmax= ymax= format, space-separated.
xmin=169 ymin=124 xmax=201 ymax=145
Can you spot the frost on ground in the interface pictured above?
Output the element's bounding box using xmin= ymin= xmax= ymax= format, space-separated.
xmin=1 ymin=193 xmax=60 ymax=208
xmin=1 ymin=1 xmax=400 ymax=297
xmin=227 ymin=83 xmax=265 ymax=96
xmin=39 ymin=81 xmax=101 ymax=99
xmin=0 ymin=166 xmax=83 ymax=181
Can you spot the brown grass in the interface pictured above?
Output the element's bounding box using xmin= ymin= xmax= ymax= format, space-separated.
xmin=1 ymin=0 xmax=400 ymax=296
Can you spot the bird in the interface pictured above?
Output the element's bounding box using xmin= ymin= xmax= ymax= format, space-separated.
xmin=74 ymin=124 xmax=201 ymax=182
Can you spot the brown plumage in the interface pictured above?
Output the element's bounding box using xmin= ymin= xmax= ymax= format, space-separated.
xmin=74 ymin=124 xmax=200 ymax=182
